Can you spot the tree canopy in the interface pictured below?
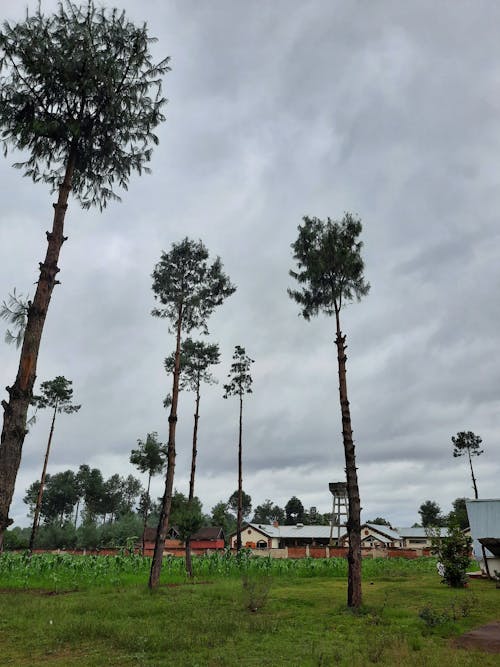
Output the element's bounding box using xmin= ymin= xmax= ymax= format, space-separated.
xmin=152 ymin=238 xmax=236 ymax=334
xmin=288 ymin=213 xmax=370 ymax=320
xmin=0 ymin=0 xmax=170 ymax=209
xmin=418 ymin=500 xmax=445 ymax=527
xmin=32 ymin=376 xmax=81 ymax=414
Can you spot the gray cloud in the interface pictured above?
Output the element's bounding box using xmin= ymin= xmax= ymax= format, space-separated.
xmin=1 ymin=0 xmax=500 ymax=529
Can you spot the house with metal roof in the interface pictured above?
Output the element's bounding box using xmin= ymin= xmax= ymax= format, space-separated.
xmin=396 ymin=526 xmax=449 ymax=550
xmin=229 ymin=522 xmax=405 ymax=550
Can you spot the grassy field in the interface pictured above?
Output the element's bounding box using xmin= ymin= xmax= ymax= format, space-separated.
xmin=0 ymin=554 xmax=498 ymax=666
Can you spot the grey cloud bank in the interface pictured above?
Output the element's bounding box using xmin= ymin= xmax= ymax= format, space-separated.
xmin=1 ymin=0 xmax=499 ymax=528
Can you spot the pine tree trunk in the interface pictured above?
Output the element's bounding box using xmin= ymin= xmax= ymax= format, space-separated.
xmin=149 ymin=308 xmax=183 ymax=590
xmin=335 ymin=307 xmax=362 ymax=608
xmin=184 ymin=384 xmax=200 ymax=577
xmin=0 ymin=154 xmax=75 ymax=551
xmin=74 ymin=499 xmax=80 ymax=528
xmin=29 ymin=405 xmax=57 ymax=553
xmin=236 ymin=395 xmax=243 ymax=552
xmin=142 ymin=473 xmax=152 ymax=556
xmin=468 ymin=450 xmax=479 ymax=499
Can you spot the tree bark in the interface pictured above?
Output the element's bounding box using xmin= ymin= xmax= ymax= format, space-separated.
xmin=188 ymin=384 xmax=200 ymax=503
xmin=0 ymin=153 xmax=75 ymax=551
xmin=28 ymin=405 xmax=57 ymax=552
xmin=149 ymin=307 xmax=182 ymax=589
xmin=468 ymin=449 xmax=479 ymax=500
xmin=185 ymin=383 xmax=201 ymax=577
xmin=236 ymin=395 xmax=243 ymax=552
xmin=141 ymin=472 xmax=152 ymax=556
xmin=335 ymin=307 xmax=362 ymax=608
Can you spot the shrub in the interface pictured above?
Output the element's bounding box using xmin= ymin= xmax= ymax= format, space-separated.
xmin=429 ymin=522 xmax=472 ymax=588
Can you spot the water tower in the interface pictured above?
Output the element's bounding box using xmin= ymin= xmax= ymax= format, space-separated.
xmin=329 ymin=482 xmax=348 ymax=546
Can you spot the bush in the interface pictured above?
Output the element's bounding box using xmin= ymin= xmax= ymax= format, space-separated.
xmin=430 ymin=522 xmax=472 ymax=588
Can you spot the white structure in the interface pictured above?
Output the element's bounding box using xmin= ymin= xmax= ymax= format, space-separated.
xmin=466 ymin=499 xmax=500 ymax=576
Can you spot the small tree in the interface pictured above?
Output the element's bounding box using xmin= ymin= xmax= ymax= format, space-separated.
xmin=452 ymin=431 xmax=484 ymax=499
xmin=130 ymin=432 xmax=167 ymax=554
xmin=418 ymin=500 xmax=445 ymax=527
xmin=447 ymin=498 xmax=469 ymax=530
xmin=253 ymin=500 xmax=285 ymax=525
xmin=223 ymin=346 xmax=254 ymax=552
xmin=170 ymin=491 xmax=204 ymax=578
xmin=430 ymin=522 xmax=472 ymax=588
xmin=210 ymin=501 xmax=235 ymax=538
xmin=285 ymin=496 xmax=305 ymax=524
xmin=149 ymin=238 xmax=235 ymax=589
xmin=28 ymin=376 xmax=80 ymax=551
xmin=0 ymin=0 xmax=169 ymax=549
xmin=288 ymin=213 xmax=369 ymax=608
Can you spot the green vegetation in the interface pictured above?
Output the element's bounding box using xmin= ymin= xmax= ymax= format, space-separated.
xmin=0 ymin=554 xmax=497 ymax=666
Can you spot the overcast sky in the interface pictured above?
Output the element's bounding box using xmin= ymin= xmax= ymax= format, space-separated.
xmin=1 ymin=0 xmax=499 ymax=529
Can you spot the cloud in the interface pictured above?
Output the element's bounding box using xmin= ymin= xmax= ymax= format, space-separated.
xmin=1 ymin=0 xmax=500 ymax=529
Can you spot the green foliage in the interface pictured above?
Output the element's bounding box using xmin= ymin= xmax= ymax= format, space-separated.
xmin=0 ymin=1 xmax=169 ymax=209
xmin=210 ymin=501 xmax=236 ymax=538
xmin=223 ymin=345 xmax=254 ymax=398
xmin=31 ymin=376 xmax=81 ymax=414
xmin=288 ymin=213 xmax=370 ymax=319
xmin=452 ymin=431 xmax=484 ymax=459
xmin=419 ymin=593 xmax=477 ymax=628
xmin=430 ymin=523 xmax=473 ymax=588
xmin=228 ymin=490 xmax=252 ymax=520
xmin=418 ymin=500 xmax=445 ymax=527
xmin=1 ymin=569 xmax=499 ymax=666
xmin=252 ymin=499 xmax=285 ymax=524
xmin=152 ymin=238 xmax=236 ymax=334
xmin=242 ymin=572 xmax=272 ymax=612
xmin=368 ymin=517 xmax=392 ymax=527
xmin=0 ymin=288 xmax=29 ymax=347
xmin=165 ymin=338 xmax=220 ymax=392
xmin=285 ymin=496 xmax=305 ymax=524
xmin=447 ymin=498 xmax=469 ymax=530
xmin=169 ymin=493 xmax=204 ymax=542
xmin=129 ymin=432 xmax=167 ymax=477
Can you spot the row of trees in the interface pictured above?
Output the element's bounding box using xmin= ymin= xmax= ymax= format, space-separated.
xmin=0 ymin=1 xmax=488 ymax=609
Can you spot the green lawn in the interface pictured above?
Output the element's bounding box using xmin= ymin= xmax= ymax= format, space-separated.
xmin=0 ymin=556 xmax=499 ymax=666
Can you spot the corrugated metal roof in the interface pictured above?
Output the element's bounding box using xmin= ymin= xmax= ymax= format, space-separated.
xmin=247 ymin=523 xmax=403 ymax=541
xmin=396 ymin=527 xmax=449 ymax=538
xmin=466 ymin=499 xmax=500 ymax=558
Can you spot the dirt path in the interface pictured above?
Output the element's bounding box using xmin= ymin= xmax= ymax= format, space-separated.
xmin=453 ymin=621 xmax=500 ymax=654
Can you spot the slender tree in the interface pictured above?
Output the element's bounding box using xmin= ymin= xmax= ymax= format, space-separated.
xmin=24 ymin=470 xmax=79 ymax=526
xmin=451 ymin=431 xmax=484 ymax=499
xmin=289 ymin=213 xmax=369 ymax=608
xmin=165 ymin=338 xmax=219 ymax=575
xmin=129 ymin=432 xmax=167 ymax=554
xmin=223 ymin=345 xmax=254 ymax=552
xmin=28 ymin=376 xmax=80 ymax=551
xmin=0 ymin=1 xmax=169 ymax=549
xmin=149 ymin=238 xmax=235 ymax=589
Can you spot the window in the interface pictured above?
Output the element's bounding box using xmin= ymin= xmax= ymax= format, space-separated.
xmin=256 ymin=540 xmax=267 ymax=549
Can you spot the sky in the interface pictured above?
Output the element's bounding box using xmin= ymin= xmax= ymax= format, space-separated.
xmin=1 ymin=0 xmax=499 ymax=529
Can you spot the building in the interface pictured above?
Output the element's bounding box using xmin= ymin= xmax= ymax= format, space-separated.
xmin=229 ymin=522 xmax=408 ymax=551
xmin=466 ymin=499 xmax=500 ymax=576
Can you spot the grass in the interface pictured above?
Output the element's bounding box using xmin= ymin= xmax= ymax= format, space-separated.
xmin=0 ymin=554 xmax=498 ymax=666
